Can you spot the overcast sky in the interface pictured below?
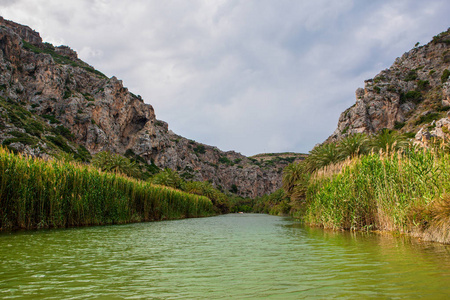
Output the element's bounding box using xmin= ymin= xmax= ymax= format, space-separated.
xmin=1 ymin=0 xmax=449 ymax=156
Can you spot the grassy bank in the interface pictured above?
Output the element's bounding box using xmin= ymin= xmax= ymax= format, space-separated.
xmin=253 ymin=130 xmax=450 ymax=244
xmin=299 ymin=148 xmax=450 ymax=243
xmin=0 ymin=147 xmax=214 ymax=230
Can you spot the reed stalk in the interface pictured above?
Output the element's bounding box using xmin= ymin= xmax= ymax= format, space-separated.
xmin=0 ymin=147 xmax=214 ymax=230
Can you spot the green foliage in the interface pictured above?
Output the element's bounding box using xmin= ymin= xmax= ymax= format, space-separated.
xmin=303 ymin=148 xmax=450 ymax=236
xmin=371 ymin=129 xmax=409 ymax=154
xmin=305 ymin=142 xmax=340 ymax=172
xmin=0 ymin=147 xmax=213 ymax=230
xmin=150 ymin=168 xmax=183 ymax=189
xmin=230 ymin=184 xmax=238 ymax=194
xmin=45 ymin=135 xmax=74 ymax=154
xmin=253 ymin=189 xmax=290 ymax=215
xmin=400 ymin=90 xmax=422 ymax=104
xmin=218 ymin=156 xmax=233 ymax=165
xmin=373 ymin=86 xmax=381 ymax=94
xmin=2 ymin=131 xmax=38 ymax=147
xmin=415 ymin=113 xmax=440 ymax=125
xmin=23 ymin=120 xmax=44 ymax=137
xmin=394 ymin=121 xmax=405 ymax=130
xmin=442 ymin=69 xmax=450 ymax=83
xmin=404 ymin=70 xmax=418 ymax=82
xmin=42 ymin=114 xmax=61 ymax=124
xmin=184 ymin=181 xmax=230 ymax=213
xmin=193 ymin=144 xmax=206 ymax=154
xmin=432 ymin=28 xmax=450 ymax=44
xmin=337 ymin=133 xmax=370 ymax=159
xmin=63 ymin=90 xmax=72 ymax=99
xmin=373 ymin=76 xmax=385 ymax=84
xmin=74 ymin=145 xmax=92 ymax=162
xmin=124 ymin=149 xmax=159 ymax=178
xmin=92 ymin=151 xmax=141 ymax=179
xmin=417 ymin=80 xmax=429 ymax=91
xmin=52 ymin=125 xmax=74 ymax=140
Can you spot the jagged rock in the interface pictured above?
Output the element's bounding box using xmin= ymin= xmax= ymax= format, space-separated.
xmin=329 ymin=28 xmax=450 ymax=142
xmin=0 ymin=17 xmax=299 ymax=197
xmin=443 ymin=82 xmax=450 ymax=107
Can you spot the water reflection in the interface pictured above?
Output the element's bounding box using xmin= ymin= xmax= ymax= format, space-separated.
xmin=0 ymin=214 xmax=449 ymax=299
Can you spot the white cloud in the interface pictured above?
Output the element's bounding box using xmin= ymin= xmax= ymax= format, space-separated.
xmin=0 ymin=0 xmax=449 ymax=155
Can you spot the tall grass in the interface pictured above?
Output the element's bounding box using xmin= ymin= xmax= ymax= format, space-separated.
xmin=302 ymin=148 xmax=450 ymax=242
xmin=0 ymin=147 xmax=214 ymax=230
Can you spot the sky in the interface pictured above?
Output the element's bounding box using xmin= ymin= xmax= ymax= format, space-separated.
xmin=1 ymin=0 xmax=449 ymax=156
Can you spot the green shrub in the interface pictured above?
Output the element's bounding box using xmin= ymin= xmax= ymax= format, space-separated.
xmin=404 ymin=70 xmax=418 ymax=81
xmin=45 ymin=135 xmax=74 ymax=153
xmin=42 ymin=114 xmax=61 ymax=124
xmin=373 ymin=86 xmax=381 ymax=94
xmin=2 ymin=131 xmax=38 ymax=146
xmin=417 ymin=80 xmax=429 ymax=91
xmin=442 ymin=69 xmax=450 ymax=83
xmin=219 ymin=156 xmax=233 ymax=165
xmin=52 ymin=125 xmax=74 ymax=140
xmin=400 ymin=90 xmax=422 ymax=104
xmin=415 ymin=113 xmax=440 ymax=125
xmin=394 ymin=121 xmax=405 ymax=130
xmin=193 ymin=144 xmax=206 ymax=154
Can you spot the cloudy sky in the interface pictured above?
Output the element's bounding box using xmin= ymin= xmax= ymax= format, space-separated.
xmin=1 ymin=0 xmax=449 ymax=156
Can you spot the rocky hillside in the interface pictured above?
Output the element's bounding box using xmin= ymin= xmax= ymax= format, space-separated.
xmin=0 ymin=17 xmax=303 ymax=198
xmin=329 ymin=28 xmax=450 ymax=143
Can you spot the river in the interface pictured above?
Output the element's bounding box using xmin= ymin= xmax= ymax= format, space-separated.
xmin=1 ymin=214 xmax=449 ymax=299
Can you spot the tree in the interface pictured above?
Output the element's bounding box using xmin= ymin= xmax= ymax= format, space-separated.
xmin=370 ymin=129 xmax=409 ymax=154
xmin=92 ymin=151 xmax=140 ymax=178
xmin=338 ymin=133 xmax=370 ymax=160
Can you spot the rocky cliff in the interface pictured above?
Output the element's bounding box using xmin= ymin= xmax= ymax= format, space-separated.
xmin=0 ymin=17 xmax=303 ymax=198
xmin=329 ymin=28 xmax=450 ymax=144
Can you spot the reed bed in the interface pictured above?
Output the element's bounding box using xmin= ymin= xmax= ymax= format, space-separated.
xmin=0 ymin=147 xmax=214 ymax=230
xmin=303 ymin=149 xmax=450 ymax=242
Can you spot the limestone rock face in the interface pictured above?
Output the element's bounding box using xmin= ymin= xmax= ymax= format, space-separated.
xmin=0 ymin=17 xmax=296 ymax=197
xmin=329 ymin=28 xmax=450 ymax=142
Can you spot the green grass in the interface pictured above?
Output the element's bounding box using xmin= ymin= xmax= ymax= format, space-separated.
xmin=0 ymin=147 xmax=214 ymax=230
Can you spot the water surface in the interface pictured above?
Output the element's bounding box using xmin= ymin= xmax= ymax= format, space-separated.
xmin=1 ymin=214 xmax=449 ymax=299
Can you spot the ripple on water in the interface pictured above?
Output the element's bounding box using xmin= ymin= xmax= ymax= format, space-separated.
xmin=1 ymin=214 xmax=450 ymax=299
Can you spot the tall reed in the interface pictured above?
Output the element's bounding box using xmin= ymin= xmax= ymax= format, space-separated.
xmin=0 ymin=147 xmax=214 ymax=230
xmin=303 ymin=148 xmax=450 ymax=242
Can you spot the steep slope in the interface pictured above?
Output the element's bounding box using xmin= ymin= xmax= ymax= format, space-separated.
xmin=0 ymin=17 xmax=302 ymax=197
xmin=329 ymin=28 xmax=450 ymax=143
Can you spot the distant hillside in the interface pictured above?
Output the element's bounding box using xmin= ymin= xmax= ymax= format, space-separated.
xmin=0 ymin=16 xmax=288 ymax=198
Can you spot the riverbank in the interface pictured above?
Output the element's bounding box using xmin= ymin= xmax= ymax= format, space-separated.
xmin=298 ymin=149 xmax=450 ymax=244
xmin=0 ymin=147 xmax=214 ymax=230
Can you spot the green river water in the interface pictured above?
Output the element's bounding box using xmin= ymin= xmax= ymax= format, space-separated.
xmin=1 ymin=214 xmax=449 ymax=299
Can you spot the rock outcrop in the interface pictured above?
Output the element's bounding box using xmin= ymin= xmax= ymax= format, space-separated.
xmin=329 ymin=28 xmax=450 ymax=143
xmin=0 ymin=17 xmax=302 ymax=198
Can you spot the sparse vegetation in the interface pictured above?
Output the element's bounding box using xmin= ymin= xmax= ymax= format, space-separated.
xmin=415 ymin=112 xmax=440 ymax=125
xmin=193 ymin=144 xmax=206 ymax=154
xmin=404 ymin=69 xmax=418 ymax=81
xmin=22 ymin=41 xmax=107 ymax=78
xmin=400 ymin=90 xmax=422 ymax=104
xmin=442 ymin=69 xmax=450 ymax=83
